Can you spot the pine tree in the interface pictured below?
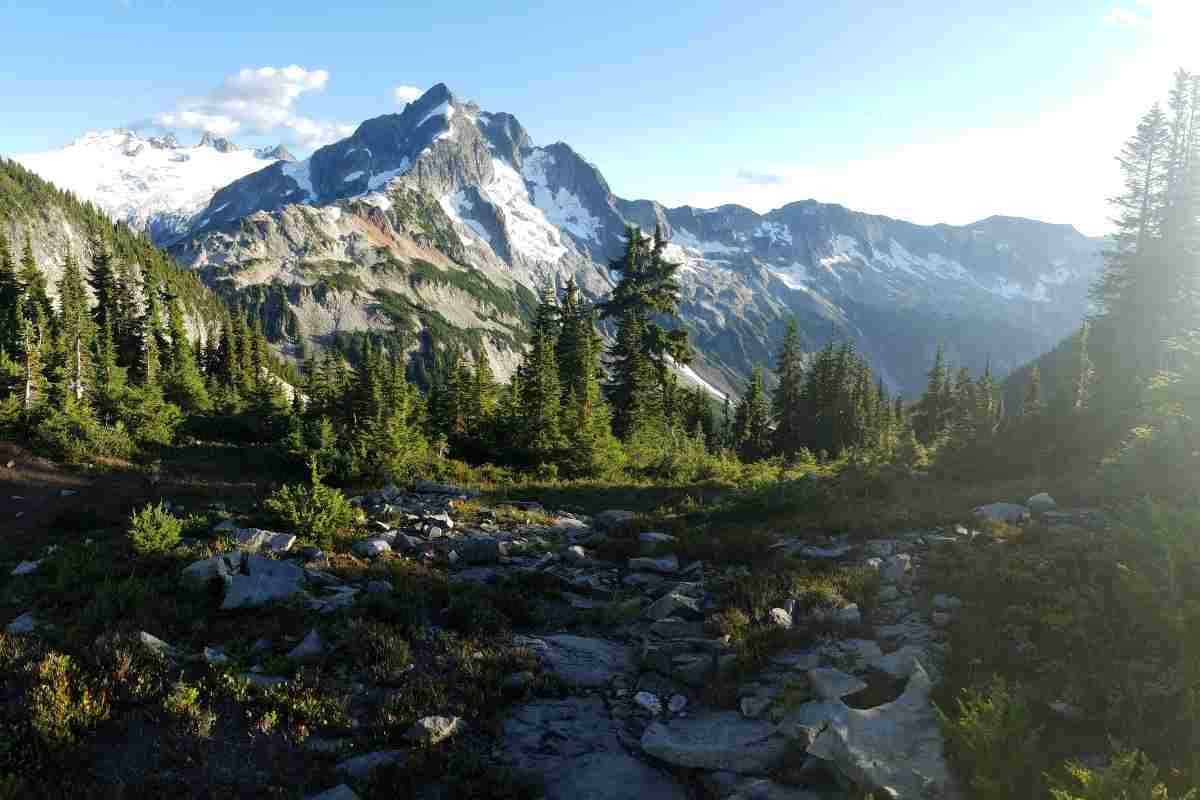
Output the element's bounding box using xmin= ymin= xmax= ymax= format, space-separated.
xmin=517 ymin=290 xmax=564 ymax=458
xmin=602 ymin=225 xmax=690 ymax=439
xmin=137 ymin=270 xmax=165 ymax=388
xmin=18 ymin=236 xmax=50 ymax=326
xmin=1020 ymin=365 xmax=1043 ymax=417
xmin=162 ymin=295 xmax=210 ymax=412
xmin=914 ymin=345 xmax=948 ymax=444
xmin=772 ymin=319 xmax=807 ymax=458
xmin=55 ymin=252 xmax=94 ymax=404
xmin=1055 ymin=323 xmax=1094 ymax=417
xmin=733 ymin=366 xmax=772 ymax=462
xmin=0 ymin=229 xmax=24 ymax=360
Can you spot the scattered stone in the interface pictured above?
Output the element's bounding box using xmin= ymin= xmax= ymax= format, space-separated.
xmin=877 ymin=584 xmax=901 ymax=603
xmin=641 ymin=711 xmax=794 ymax=775
xmin=305 ymin=784 xmax=360 ymax=800
xmin=287 ymin=629 xmax=326 ymax=663
xmin=352 ymin=538 xmax=392 ymax=559
xmin=831 ymin=604 xmax=862 ymax=626
xmin=458 ymin=537 xmax=503 ymax=564
xmin=644 ymin=592 xmax=703 ymax=621
xmin=639 ymin=532 xmax=677 ymax=555
xmin=932 ymin=611 xmax=953 ymax=627
xmin=7 ymin=612 xmax=38 ymax=634
xmin=668 ymin=694 xmax=688 ymax=714
xmin=516 ymin=634 xmax=635 ymax=688
xmin=212 ymin=519 xmax=238 ymax=535
xmin=1027 ymin=492 xmax=1057 ymax=513
xmin=592 ymin=509 xmax=635 ymax=532
xmin=221 ymin=555 xmax=306 ymax=610
xmin=233 ymin=528 xmax=297 ymax=553
xmin=502 ymin=671 xmax=535 ymax=693
xmin=932 ymin=594 xmax=962 ymax=611
xmin=241 ymin=673 xmax=288 ymax=689
xmin=868 ymin=645 xmax=929 ymax=681
xmin=404 ymin=715 xmax=465 ymax=745
xmin=808 ymin=668 xmax=868 ymax=700
xmin=865 ymin=540 xmax=897 ymax=557
xmin=628 ymin=554 xmax=679 ymax=574
xmin=974 ymin=502 xmax=1031 ymax=524
xmin=700 ymin=772 xmax=823 ymax=800
xmin=203 ymin=646 xmax=230 ymax=665
xmin=798 ymin=544 xmax=853 ymax=560
xmin=739 ymin=695 xmax=772 ymax=719
xmin=499 ymin=697 xmax=688 ymax=800
xmin=879 ymin=554 xmax=912 ymax=583
xmin=768 ymin=607 xmax=793 ymax=629
xmin=335 ymin=750 xmax=406 ymax=780
xmin=562 ymin=545 xmax=590 ymax=564
xmin=366 ymin=580 xmax=392 ymax=595
xmin=11 ymin=560 xmax=40 ymax=576
xmin=414 ymin=480 xmax=477 ymax=497
xmin=634 ymin=691 xmax=663 ymax=715
xmin=138 ymin=631 xmax=178 ymax=658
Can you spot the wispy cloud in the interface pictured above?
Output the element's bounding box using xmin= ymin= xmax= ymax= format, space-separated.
xmin=1105 ymin=0 xmax=1200 ymax=32
xmin=148 ymin=65 xmax=353 ymax=148
xmin=393 ymin=85 xmax=424 ymax=106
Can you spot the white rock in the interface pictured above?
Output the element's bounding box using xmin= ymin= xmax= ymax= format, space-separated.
xmin=1027 ymin=493 xmax=1057 ymax=513
xmin=11 ymin=560 xmax=40 ymax=576
xmin=768 ymin=607 xmax=793 ymax=629
xmin=668 ymin=694 xmax=688 ymax=714
xmin=287 ymin=629 xmax=326 ymax=663
xmin=203 ymin=646 xmax=230 ymax=665
xmin=634 ymin=691 xmax=663 ymax=715
xmin=7 ymin=612 xmax=38 ymax=634
xmin=628 ymin=554 xmax=680 ymax=574
xmin=352 ymin=538 xmax=392 ymax=559
xmin=404 ymin=715 xmax=465 ymax=745
xmin=641 ymin=712 xmax=792 ymax=775
xmin=808 ymin=668 xmax=868 ymax=700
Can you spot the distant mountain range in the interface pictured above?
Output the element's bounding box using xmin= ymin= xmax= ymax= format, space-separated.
xmin=12 ymin=84 xmax=1107 ymax=397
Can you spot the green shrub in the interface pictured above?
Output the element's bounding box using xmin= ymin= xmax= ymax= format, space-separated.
xmin=127 ymin=502 xmax=182 ymax=556
xmin=350 ymin=620 xmax=413 ymax=685
xmin=31 ymin=402 xmax=135 ymax=463
xmin=1050 ymin=748 xmax=1198 ymax=800
xmin=265 ymin=458 xmax=357 ymax=549
xmin=162 ymin=680 xmax=216 ymax=740
xmin=936 ymin=677 xmax=1045 ymax=799
xmin=29 ymin=653 xmax=110 ymax=747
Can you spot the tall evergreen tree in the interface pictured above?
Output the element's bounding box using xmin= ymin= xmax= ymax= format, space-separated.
xmin=55 ymin=252 xmax=94 ymax=404
xmin=772 ymin=319 xmax=807 ymax=458
xmin=0 ymin=230 xmax=23 ymax=360
xmin=517 ymin=290 xmax=563 ymax=458
xmin=733 ymin=366 xmax=772 ymax=462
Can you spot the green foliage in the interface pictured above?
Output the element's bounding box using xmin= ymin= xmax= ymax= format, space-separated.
xmin=265 ymin=459 xmax=357 ymax=549
xmin=936 ymin=677 xmax=1045 ymax=799
xmin=1050 ymin=748 xmax=1198 ymax=800
xmin=28 ymin=653 xmax=110 ymax=748
xmin=127 ymin=501 xmax=183 ymax=556
xmin=161 ymin=680 xmax=216 ymax=740
xmin=30 ymin=400 xmax=135 ymax=462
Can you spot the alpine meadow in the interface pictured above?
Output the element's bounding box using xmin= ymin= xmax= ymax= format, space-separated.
xmin=2 ymin=3 xmax=1200 ymax=799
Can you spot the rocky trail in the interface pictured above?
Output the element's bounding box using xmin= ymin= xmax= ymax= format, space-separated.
xmin=3 ymin=470 xmax=1104 ymax=799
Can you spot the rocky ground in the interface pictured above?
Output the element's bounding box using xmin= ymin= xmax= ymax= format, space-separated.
xmin=1 ymin=461 xmax=1100 ymax=799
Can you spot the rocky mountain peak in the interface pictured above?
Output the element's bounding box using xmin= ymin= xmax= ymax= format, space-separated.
xmin=198 ymin=132 xmax=240 ymax=153
xmin=254 ymin=144 xmax=296 ymax=162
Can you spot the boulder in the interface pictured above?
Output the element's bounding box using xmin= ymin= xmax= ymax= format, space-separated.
xmin=808 ymin=668 xmax=868 ymax=700
xmin=404 ymin=715 xmax=465 ymax=745
xmin=181 ymin=550 xmax=246 ymax=589
xmin=221 ymin=555 xmax=306 ymax=610
xmin=868 ymin=645 xmax=930 ymax=682
xmin=700 ymin=772 xmax=823 ymax=800
xmin=801 ymin=662 xmax=961 ymax=799
xmin=233 ymin=528 xmax=297 ymax=553
xmin=203 ymin=646 xmax=230 ymax=665
xmin=879 ymin=554 xmax=912 ymax=583
xmin=644 ymin=592 xmax=703 ymax=621
xmin=634 ymin=691 xmax=663 ymax=715
xmin=335 ymin=750 xmax=405 ymax=780
xmin=516 ymin=634 xmax=634 ymax=688
xmin=769 ymin=607 xmax=794 ymax=629
xmin=974 ymin=502 xmax=1031 ymax=524
xmin=798 ymin=544 xmax=853 ymax=560
xmin=592 ymin=509 xmax=636 ymax=533
xmin=6 ymin=612 xmax=39 ymax=634
xmin=641 ymin=711 xmax=794 ymax=775
xmin=458 ymin=537 xmax=503 ymax=564
xmin=306 ymin=786 xmax=361 ymax=800
xmin=287 ymin=629 xmax=326 ymax=663
xmin=414 ymin=480 xmax=478 ymax=497
xmin=1027 ymin=493 xmax=1057 ymax=513
xmin=628 ymin=554 xmax=679 ymax=574
xmin=137 ymin=631 xmax=179 ymax=659
xmin=11 ymin=560 xmax=41 ymax=576
xmin=499 ymin=697 xmax=687 ymax=800
xmin=639 ymin=532 xmax=677 ymax=555
xmin=831 ymin=604 xmax=862 ymax=626
xmin=352 ymin=538 xmax=392 ymax=559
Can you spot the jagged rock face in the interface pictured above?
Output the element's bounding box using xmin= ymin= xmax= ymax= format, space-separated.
xmin=50 ymin=84 xmax=1105 ymax=396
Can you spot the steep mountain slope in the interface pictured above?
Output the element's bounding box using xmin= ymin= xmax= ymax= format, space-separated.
xmin=13 ymin=130 xmax=291 ymax=245
xmin=21 ymin=85 xmax=1106 ymax=396
xmin=0 ymin=158 xmax=232 ymax=341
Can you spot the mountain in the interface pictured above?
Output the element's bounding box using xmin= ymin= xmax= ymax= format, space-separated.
xmin=21 ymin=86 xmax=1108 ymax=396
xmin=0 ymin=158 xmax=230 ymax=341
xmin=12 ymin=130 xmax=289 ymax=245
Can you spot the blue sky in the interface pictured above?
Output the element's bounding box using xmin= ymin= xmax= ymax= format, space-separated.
xmin=0 ymin=0 xmax=1193 ymax=234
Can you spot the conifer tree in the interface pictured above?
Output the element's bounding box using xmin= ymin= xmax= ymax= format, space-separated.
xmin=517 ymin=290 xmax=563 ymax=458
xmin=1021 ymin=365 xmax=1043 ymax=417
xmin=137 ymin=270 xmax=165 ymax=388
xmin=733 ymin=366 xmax=772 ymax=462
xmin=162 ymin=295 xmax=210 ymax=412
xmin=772 ymin=319 xmax=807 ymax=458
xmin=55 ymin=252 xmax=93 ymax=404
xmin=17 ymin=237 xmax=49 ymax=324
xmin=0 ymin=230 xmax=23 ymax=359
xmin=914 ymin=345 xmax=948 ymax=443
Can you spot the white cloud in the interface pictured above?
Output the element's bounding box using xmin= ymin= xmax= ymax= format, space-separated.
xmin=393 ymin=85 xmax=424 ymax=106
xmin=1106 ymin=0 xmax=1200 ymax=31
xmin=149 ymin=65 xmax=352 ymax=149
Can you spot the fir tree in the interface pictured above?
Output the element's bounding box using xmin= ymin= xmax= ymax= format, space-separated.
xmin=0 ymin=229 xmax=23 ymax=360
xmin=162 ymin=295 xmax=210 ymax=412
xmin=914 ymin=345 xmax=948 ymax=443
xmin=1020 ymin=365 xmax=1043 ymax=417
xmin=18 ymin=237 xmax=51 ymax=325
xmin=733 ymin=366 xmax=772 ymax=462
xmin=55 ymin=252 xmax=93 ymax=404
xmin=137 ymin=270 xmax=165 ymax=388
xmin=517 ymin=290 xmax=564 ymax=458
xmin=772 ymin=319 xmax=807 ymax=458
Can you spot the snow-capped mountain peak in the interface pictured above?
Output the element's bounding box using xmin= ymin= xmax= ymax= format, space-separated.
xmin=14 ymin=129 xmax=288 ymax=243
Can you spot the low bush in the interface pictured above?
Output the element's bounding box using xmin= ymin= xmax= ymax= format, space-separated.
xmin=28 ymin=653 xmax=110 ymax=748
xmin=127 ymin=502 xmax=183 ymax=556
xmin=265 ymin=458 xmax=357 ymax=549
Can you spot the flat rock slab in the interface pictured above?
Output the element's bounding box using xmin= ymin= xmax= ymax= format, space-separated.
xmin=221 ymin=555 xmax=306 ymax=610
xmin=306 ymin=785 xmax=360 ymax=800
xmin=335 ymin=750 xmax=405 ymax=780
xmin=803 ymin=662 xmax=961 ymax=799
xmin=809 ymin=668 xmax=869 ymax=700
xmin=499 ymin=697 xmax=687 ymax=800
xmin=974 ymin=502 xmax=1030 ymax=524
xmin=515 ymin=634 xmax=634 ymax=688
xmin=701 ymin=772 xmax=824 ymax=800
xmin=233 ymin=528 xmax=296 ymax=553
xmin=641 ymin=711 xmax=795 ymax=775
